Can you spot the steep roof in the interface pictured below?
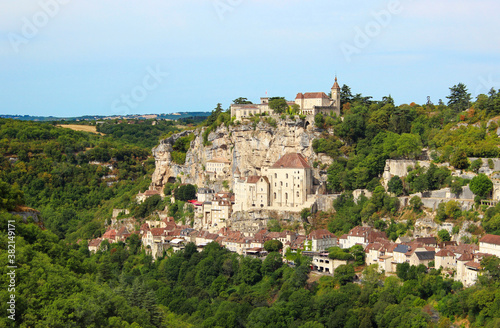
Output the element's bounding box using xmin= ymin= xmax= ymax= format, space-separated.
xmin=88 ymin=238 xmax=102 ymax=247
xmin=480 ymin=234 xmax=500 ymax=245
xmin=332 ymin=77 xmax=340 ymax=90
xmin=457 ymin=253 xmax=474 ymax=262
xmin=271 ymin=153 xmax=311 ymax=169
xmin=308 ymin=229 xmax=336 ymax=240
xmin=302 ymin=92 xmax=330 ymax=99
xmin=415 ymin=251 xmax=435 ymax=261
xmin=394 ymin=244 xmax=410 ymax=254
xmin=416 ymin=237 xmax=437 ymax=245
xmin=246 ymin=176 xmax=269 ymax=184
xmin=465 ymin=261 xmax=481 ymax=269
xmin=436 ymin=249 xmax=455 ymax=257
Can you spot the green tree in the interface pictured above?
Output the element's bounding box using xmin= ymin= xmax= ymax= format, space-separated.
xmin=438 ymin=229 xmax=451 ymax=242
xmin=395 ymin=133 xmax=422 ymax=159
xmin=174 ymin=184 xmax=196 ymax=201
xmin=264 ymin=240 xmax=283 ymax=252
xmin=469 ymin=174 xmax=493 ymax=199
xmin=334 ymin=264 xmax=355 ymax=285
xmin=387 ymin=176 xmax=404 ymax=196
xmin=269 ymin=97 xmax=288 ymax=114
xmin=410 ymin=196 xmax=423 ymax=212
xmin=0 ymin=180 xmax=24 ymax=211
xmin=232 ymin=97 xmax=252 ymax=104
xmin=470 ymin=159 xmax=482 ymax=173
xmin=450 ymin=150 xmax=469 ymax=169
xmin=262 ymin=252 xmax=284 ymax=275
xmin=340 ymin=84 xmax=353 ymax=105
xmin=446 ymin=83 xmax=471 ymax=113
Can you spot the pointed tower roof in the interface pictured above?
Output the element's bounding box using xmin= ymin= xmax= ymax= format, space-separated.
xmin=332 ymin=76 xmax=340 ymax=89
xmin=271 ymin=153 xmax=311 ymax=169
xmin=234 ymin=167 xmax=241 ymax=177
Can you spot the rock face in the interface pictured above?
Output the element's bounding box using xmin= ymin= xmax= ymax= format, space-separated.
xmin=151 ymin=120 xmax=331 ymax=193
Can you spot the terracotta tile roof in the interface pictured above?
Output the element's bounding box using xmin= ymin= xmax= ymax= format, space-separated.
xmin=457 ymin=253 xmax=474 ymax=261
xmin=143 ymin=190 xmax=160 ymax=196
xmin=150 ymin=228 xmax=167 ymax=236
xmin=246 ymin=176 xmax=270 ymax=184
xmin=448 ymin=244 xmax=479 ymax=255
xmin=416 ymin=237 xmax=437 ymax=245
xmin=88 ymin=238 xmax=102 ymax=247
xmin=438 ymin=241 xmax=457 ymax=249
xmin=436 ymin=249 xmax=455 ymax=257
xmin=267 ymin=232 xmax=285 ymax=239
xmin=271 ymin=153 xmax=311 ymax=169
xmin=465 ymin=261 xmax=481 ymax=269
xmin=385 ymin=243 xmax=398 ymax=253
xmin=480 ymin=234 xmax=500 ymax=245
xmin=308 ymin=229 xmax=336 ymax=240
xmin=167 ymin=229 xmax=182 ymax=236
xmin=367 ymin=231 xmax=387 ymax=243
xmin=365 ymin=242 xmax=384 ymax=253
xmin=302 ymin=92 xmax=330 ymax=99
xmin=103 ymin=229 xmax=117 ymax=239
xmin=296 ymin=93 xmax=304 ymax=99
xmin=117 ymin=226 xmax=129 ymax=236
xmin=232 ymin=104 xmax=259 ymax=109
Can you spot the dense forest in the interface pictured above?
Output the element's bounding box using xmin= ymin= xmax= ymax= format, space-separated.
xmin=2 ymin=83 xmax=500 ymax=327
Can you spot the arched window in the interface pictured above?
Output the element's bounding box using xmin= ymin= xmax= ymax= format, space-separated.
xmin=286 ymin=174 xmax=288 ymax=179
xmin=274 ymin=192 xmax=276 ymax=199
xmin=296 ymin=191 xmax=299 ymax=197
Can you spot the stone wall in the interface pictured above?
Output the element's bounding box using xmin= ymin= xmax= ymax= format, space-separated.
xmin=151 ymin=121 xmax=330 ymax=195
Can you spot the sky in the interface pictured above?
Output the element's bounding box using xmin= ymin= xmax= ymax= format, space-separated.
xmin=1 ymin=0 xmax=500 ymax=117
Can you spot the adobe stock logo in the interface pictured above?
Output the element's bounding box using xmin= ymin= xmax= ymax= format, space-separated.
xmin=111 ymin=66 xmax=168 ymax=115
xmin=8 ymin=0 xmax=71 ymax=53
xmin=340 ymin=0 xmax=409 ymax=63
xmin=212 ymin=0 xmax=243 ymax=21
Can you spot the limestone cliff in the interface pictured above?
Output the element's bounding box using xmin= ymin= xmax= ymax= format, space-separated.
xmin=151 ymin=119 xmax=332 ymax=193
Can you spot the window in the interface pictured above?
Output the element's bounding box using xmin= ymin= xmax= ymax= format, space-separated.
xmin=285 ymin=193 xmax=288 ymax=200
xmin=274 ymin=192 xmax=276 ymax=199
xmin=275 ymin=173 xmax=277 ymax=178
xmin=281 ymin=182 xmax=283 ymax=186
xmin=286 ymin=174 xmax=288 ymax=179
xmin=297 ymin=191 xmax=299 ymax=197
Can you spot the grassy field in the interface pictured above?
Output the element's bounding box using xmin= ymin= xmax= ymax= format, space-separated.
xmin=57 ymin=124 xmax=105 ymax=135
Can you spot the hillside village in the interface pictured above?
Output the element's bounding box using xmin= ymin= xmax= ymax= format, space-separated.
xmin=89 ymin=153 xmax=500 ymax=288
xmin=87 ymin=75 xmax=500 ymax=288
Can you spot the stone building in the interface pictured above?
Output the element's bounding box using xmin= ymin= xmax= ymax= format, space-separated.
xmin=206 ymin=158 xmax=231 ymax=179
xmin=295 ymin=77 xmax=341 ymax=116
xmin=230 ymin=77 xmax=341 ymax=121
xmin=479 ymin=234 xmax=500 ymax=257
xmin=233 ymin=153 xmax=314 ymax=211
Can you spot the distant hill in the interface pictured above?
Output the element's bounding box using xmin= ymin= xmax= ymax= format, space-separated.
xmin=0 ymin=111 xmax=211 ymax=122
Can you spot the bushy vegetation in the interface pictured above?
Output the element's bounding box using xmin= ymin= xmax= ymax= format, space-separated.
xmin=96 ymin=119 xmax=182 ymax=149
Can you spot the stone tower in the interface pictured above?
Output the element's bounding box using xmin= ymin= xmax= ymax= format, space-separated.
xmin=331 ymin=76 xmax=341 ymax=112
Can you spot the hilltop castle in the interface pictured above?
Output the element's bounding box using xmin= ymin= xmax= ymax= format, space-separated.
xmin=230 ymin=77 xmax=341 ymax=121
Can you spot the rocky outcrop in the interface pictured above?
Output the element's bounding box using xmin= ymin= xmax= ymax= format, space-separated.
xmin=151 ymin=119 xmax=332 ymax=193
